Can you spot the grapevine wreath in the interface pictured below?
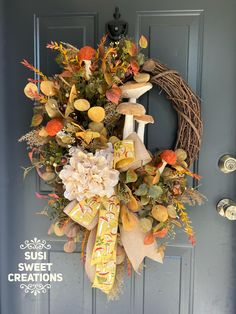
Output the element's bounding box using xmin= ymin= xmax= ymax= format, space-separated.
xmin=20 ymin=35 xmax=204 ymax=298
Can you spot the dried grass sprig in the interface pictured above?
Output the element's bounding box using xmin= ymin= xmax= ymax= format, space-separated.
xmin=107 ymin=263 xmax=125 ymax=301
xmin=21 ymin=59 xmax=47 ymax=80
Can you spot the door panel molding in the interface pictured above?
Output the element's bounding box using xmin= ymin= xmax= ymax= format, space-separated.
xmin=33 ymin=12 xmax=98 ymax=194
xmin=41 ymin=240 xmax=194 ymax=314
xmin=34 ymin=12 xmax=98 ymax=76
xmin=133 ymin=245 xmax=194 ymax=314
xmin=136 ymin=10 xmax=204 ymax=177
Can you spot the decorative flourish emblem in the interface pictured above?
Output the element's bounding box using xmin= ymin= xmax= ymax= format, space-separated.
xmin=20 ymin=283 xmax=51 ymax=296
xmin=8 ymin=238 xmax=63 ymax=295
xmin=20 ymin=237 xmax=51 ymax=250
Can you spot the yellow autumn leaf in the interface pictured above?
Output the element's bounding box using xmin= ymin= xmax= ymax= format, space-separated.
xmin=104 ymin=72 xmax=113 ymax=86
xmin=69 ymin=84 xmax=77 ymax=103
xmin=76 ymin=130 xmax=100 ymax=144
xmin=31 ymin=113 xmax=43 ymax=127
xmin=139 ymin=35 xmax=148 ymax=49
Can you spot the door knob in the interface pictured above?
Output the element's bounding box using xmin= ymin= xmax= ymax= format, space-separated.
xmin=218 ymin=154 xmax=236 ymax=173
xmin=217 ymin=198 xmax=236 ymax=220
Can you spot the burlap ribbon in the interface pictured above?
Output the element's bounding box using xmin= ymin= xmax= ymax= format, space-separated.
xmin=120 ymin=224 xmax=163 ymax=273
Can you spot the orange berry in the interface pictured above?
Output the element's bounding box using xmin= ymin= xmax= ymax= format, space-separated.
xmin=45 ymin=118 xmax=63 ymax=136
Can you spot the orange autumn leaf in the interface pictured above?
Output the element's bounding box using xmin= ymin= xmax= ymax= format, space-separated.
xmin=188 ymin=172 xmax=202 ymax=180
xmin=98 ymin=34 xmax=108 ymax=58
xmin=144 ymin=232 xmax=155 ymax=245
xmin=45 ymin=118 xmax=64 ymax=136
xmin=139 ymin=35 xmax=148 ymax=49
xmin=106 ymin=86 xmax=122 ymax=104
xmin=153 ymin=228 xmax=168 ymax=238
xmin=59 ymin=70 xmax=73 ymax=78
xmin=130 ymin=60 xmax=139 ymax=75
xmin=189 ymin=235 xmax=196 ymax=246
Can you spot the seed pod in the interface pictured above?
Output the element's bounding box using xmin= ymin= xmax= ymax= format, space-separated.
xmin=152 ymin=205 xmax=168 ymax=222
xmin=24 ymin=82 xmax=38 ymax=98
xmin=40 ymin=80 xmax=56 ymax=96
xmin=74 ymin=99 xmax=90 ymax=111
xmin=88 ymin=106 xmax=105 ymax=122
xmin=167 ymin=205 xmax=178 ymax=218
xmin=175 ymin=148 xmax=187 ymax=161
xmin=53 ymin=221 xmax=65 ymax=237
xmin=64 ymin=239 xmax=76 ymax=253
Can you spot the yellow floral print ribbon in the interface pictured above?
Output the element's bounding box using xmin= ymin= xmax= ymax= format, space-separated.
xmin=113 ymin=140 xmax=135 ymax=169
xmin=64 ymin=195 xmax=120 ymax=294
xmin=63 ymin=197 xmax=100 ymax=229
xmin=91 ymin=196 xmax=120 ymax=293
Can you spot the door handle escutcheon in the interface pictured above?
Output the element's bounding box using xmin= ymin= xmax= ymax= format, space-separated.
xmin=217 ymin=198 xmax=236 ymax=220
xmin=218 ymin=154 xmax=236 ymax=173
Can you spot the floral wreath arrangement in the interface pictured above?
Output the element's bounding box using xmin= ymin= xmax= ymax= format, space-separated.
xmin=20 ymin=35 xmax=205 ymax=298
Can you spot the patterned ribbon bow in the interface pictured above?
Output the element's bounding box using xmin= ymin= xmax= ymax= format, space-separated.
xmin=64 ymin=195 xmax=120 ymax=294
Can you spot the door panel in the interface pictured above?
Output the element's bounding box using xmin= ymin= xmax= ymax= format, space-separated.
xmin=35 ymin=13 xmax=98 ymax=77
xmin=2 ymin=0 xmax=236 ymax=314
xmin=137 ymin=10 xmax=203 ymax=151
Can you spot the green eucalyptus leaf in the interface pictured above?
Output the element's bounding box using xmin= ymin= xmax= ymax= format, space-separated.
xmin=137 ymin=53 xmax=145 ymax=66
xmin=148 ymin=185 xmax=163 ymax=199
xmin=139 ymin=208 xmax=151 ymax=218
xmin=126 ymin=169 xmax=138 ymax=183
xmin=134 ymin=183 xmax=148 ymax=196
xmin=141 ymin=195 xmax=150 ymax=205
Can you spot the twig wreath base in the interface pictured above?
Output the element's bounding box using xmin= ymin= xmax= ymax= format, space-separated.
xmin=142 ymin=59 xmax=203 ymax=166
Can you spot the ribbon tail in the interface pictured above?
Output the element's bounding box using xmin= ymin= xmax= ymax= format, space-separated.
xmin=120 ymin=224 xmax=163 ymax=273
xmin=91 ymin=195 xmax=120 ymax=294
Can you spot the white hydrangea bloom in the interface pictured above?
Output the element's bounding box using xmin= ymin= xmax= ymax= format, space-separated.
xmin=59 ymin=144 xmax=119 ymax=201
